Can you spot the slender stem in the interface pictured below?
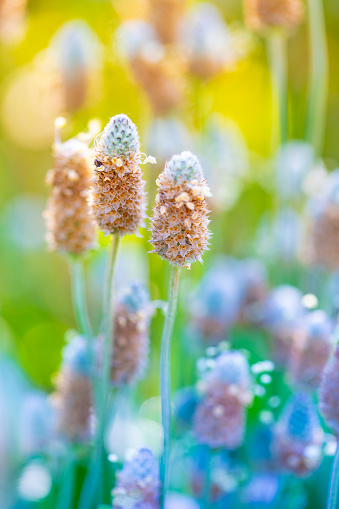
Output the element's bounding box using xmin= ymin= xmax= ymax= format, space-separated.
xmin=99 ymin=233 xmax=120 ymax=460
xmin=77 ymin=234 xmax=120 ymax=509
xmin=305 ymin=0 xmax=329 ymax=158
xmin=327 ymin=441 xmax=339 ymax=509
xmin=159 ymin=264 xmax=181 ymax=508
xmin=70 ymin=257 xmax=93 ymax=340
xmin=267 ymin=30 xmax=289 ymax=150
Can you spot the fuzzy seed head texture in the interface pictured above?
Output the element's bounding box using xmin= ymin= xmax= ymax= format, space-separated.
xmin=112 ymin=448 xmax=160 ymax=509
xmin=110 ymin=282 xmax=150 ymax=387
xmin=193 ymin=350 xmax=252 ymax=449
xmin=53 ymin=336 xmax=93 ymax=442
xmin=43 ymin=136 xmax=96 ymax=255
xmin=289 ymin=310 xmax=333 ymax=390
xmin=319 ymin=345 xmax=339 ymax=435
xmin=91 ymin=114 xmax=147 ymax=236
xmin=244 ymin=0 xmax=304 ymax=32
xmin=151 ymin=151 xmax=211 ymax=267
xmin=273 ymin=392 xmax=324 ymax=476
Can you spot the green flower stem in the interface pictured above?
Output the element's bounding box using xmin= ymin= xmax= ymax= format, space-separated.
xmin=267 ymin=30 xmax=289 ymax=150
xmin=70 ymin=257 xmax=93 ymax=341
xmin=327 ymin=441 xmax=339 ymax=509
xmin=100 ymin=233 xmax=120 ymax=423
xmin=57 ymin=449 xmax=76 ymax=509
xmin=77 ymin=234 xmax=120 ymax=509
xmin=305 ymin=0 xmax=328 ymax=157
xmin=160 ymin=264 xmax=181 ymax=508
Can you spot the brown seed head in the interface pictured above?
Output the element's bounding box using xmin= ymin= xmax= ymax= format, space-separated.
xmin=148 ymin=0 xmax=185 ymax=44
xmin=308 ymin=204 xmax=339 ymax=270
xmin=150 ymin=151 xmax=211 ymax=267
xmin=91 ymin=114 xmax=147 ymax=236
xmin=111 ymin=282 xmax=150 ymax=387
xmin=53 ymin=336 xmax=93 ymax=442
xmin=43 ymin=120 xmax=96 ymax=255
xmin=244 ymin=0 xmax=304 ymax=32
xmin=193 ymin=381 xmax=246 ymax=449
xmin=130 ymin=52 xmax=183 ymax=116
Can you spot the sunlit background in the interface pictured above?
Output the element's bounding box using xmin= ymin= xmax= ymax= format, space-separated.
xmin=1 ymin=0 xmax=339 ymax=507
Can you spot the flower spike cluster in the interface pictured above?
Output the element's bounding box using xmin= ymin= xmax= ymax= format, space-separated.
xmin=289 ymin=310 xmax=333 ymax=390
xmin=151 ymin=151 xmax=211 ymax=268
xmin=91 ymin=114 xmax=147 ymax=236
xmin=319 ymin=345 xmax=339 ymax=435
xmin=44 ymin=119 xmax=96 ymax=255
xmin=110 ymin=281 xmax=151 ymax=387
xmin=193 ymin=351 xmax=252 ymax=449
xmin=112 ymin=448 xmax=159 ymax=509
xmin=244 ymin=0 xmax=304 ymax=32
xmin=273 ymin=392 xmax=324 ymax=476
xmin=53 ymin=335 xmax=93 ymax=442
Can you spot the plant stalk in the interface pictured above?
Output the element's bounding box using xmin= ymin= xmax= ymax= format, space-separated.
xmin=327 ymin=441 xmax=339 ymax=509
xmin=77 ymin=233 xmax=120 ymax=509
xmin=159 ymin=264 xmax=181 ymax=508
xmin=267 ymin=30 xmax=289 ymax=150
xmin=305 ymin=0 xmax=328 ymax=158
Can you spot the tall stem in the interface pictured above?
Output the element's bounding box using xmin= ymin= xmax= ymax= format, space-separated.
xmin=159 ymin=264 xmax=181 ymax=508
xmin=77 ymin=234 xmax=120 ymax=509
xmin=267 ymin=30 xmax=289 ymax=150
xmin=327 ymin=441 xmax=339 ymax=509
xmin=70 ymin=257 xmax=93 ymax=340
xmin=100 ymin=233 xmax=120 ymax=444
xmin=305 ymin=0 xmax=328 ymax=158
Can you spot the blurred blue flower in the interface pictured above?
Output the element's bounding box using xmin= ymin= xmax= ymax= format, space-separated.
xmin=20 ymin=391 xmax=55 ymax=457
xmin=145 ymin=117 xmax=192 ymax=167
xmin=62 ymin=335 xmax=92 ymax=376
xmin=174 ymin=387 xmax=198 ymax=430
xmin=275 ymin=141 xmax=314 ymax=200
xmin=273 ymin=392 xmax=324 ymax=476
xmin=113 ymin=448 xmax=159 ymax=509
xmin=197 ymin=115 xmax=248 ymax=211
xmin=166 ymin=493 xmax=199 ymax=509
xmin=241 ymin=473 xmax=281 ymax=507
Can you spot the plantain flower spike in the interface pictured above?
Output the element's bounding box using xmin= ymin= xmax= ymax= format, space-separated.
xmin=244 ymin=0 xmax=304 ymax=32
xmin=111 ymin=281 xmax=151 ymax=387
xmin=53 ymin=335 xmax=93 ymax=442
xmin=273 ymin=392 xmax=324 ymax=476
xmin=148 ymin=0 xmax=186 ymax=44
xmin=151 ymin=151 xmax=211 ymax=268
xmin=91 ymin=114 xmax=150 ymax=236
xmin=319 ymin=345 xmax=339 ymax=435
xmin=289 ymin=310 xmax=333 ymax=391
xmin=193 ymin=351 xmax=252 ymax=449
xmin=44 ymin=117 xmax=98 ymax=256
